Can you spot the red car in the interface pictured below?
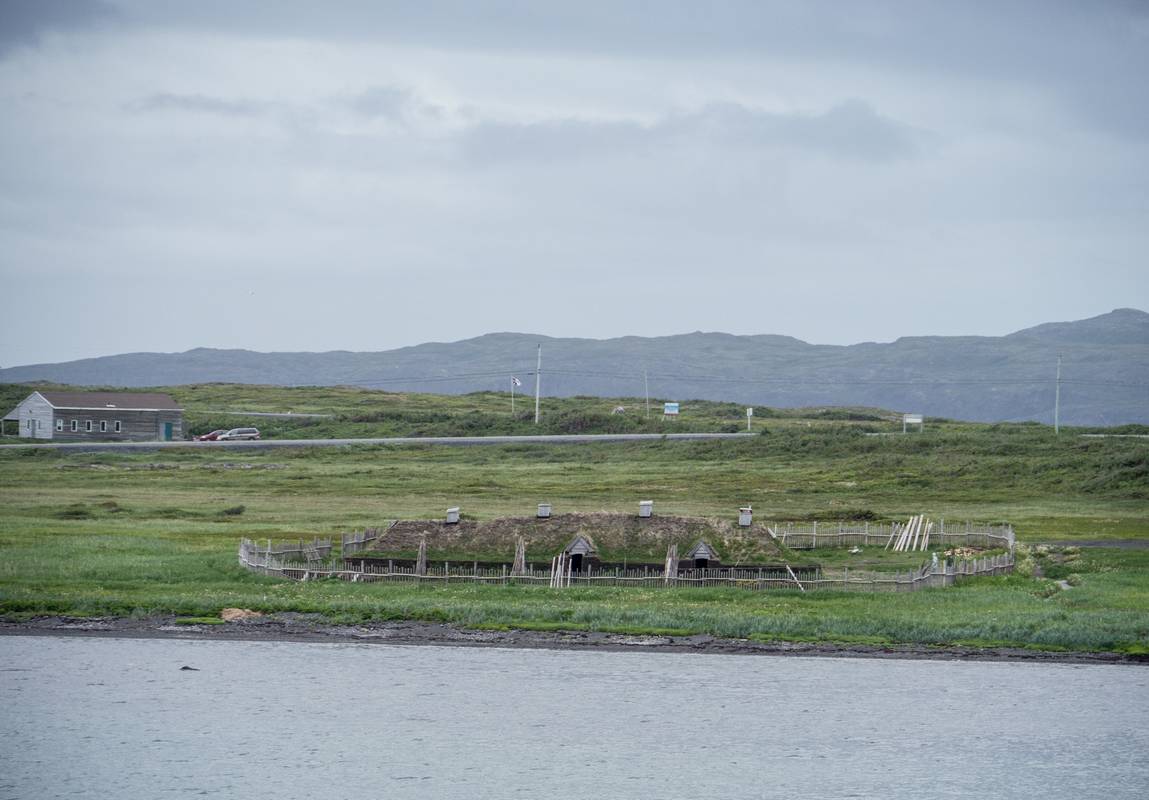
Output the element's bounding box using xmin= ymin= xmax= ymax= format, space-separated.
xmin=194 ymin=429 xmax=227 ymax=441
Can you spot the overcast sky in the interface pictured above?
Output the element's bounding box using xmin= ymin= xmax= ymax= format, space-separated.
xmin=1 ymin=0 xmax=1147 ymax=366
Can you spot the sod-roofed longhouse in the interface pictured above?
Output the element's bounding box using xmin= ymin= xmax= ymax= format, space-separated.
xmin=3 ymin=391 xmax=184 ymax=441
xmin=352 ymin=511 xmax=791 ymax=571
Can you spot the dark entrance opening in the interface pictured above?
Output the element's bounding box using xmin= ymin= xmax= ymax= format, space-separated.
xmin=695 ymin=558 xmax=708 ymax=568
xmin=569 ymin=553 xmax=584 ymax=572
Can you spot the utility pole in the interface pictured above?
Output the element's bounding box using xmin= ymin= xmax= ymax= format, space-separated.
xmin=534 ymin=344 xmax=541 ymax=425
xmin=644 ymin=370 xmax=650 ymax=418
xmin=1054 ymin=353 xmax=1062 ymax=435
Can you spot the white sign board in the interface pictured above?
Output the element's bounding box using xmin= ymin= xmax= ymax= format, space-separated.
xmin=746 ymin=408 xmax=754 ymax=417
xmin=904 ymin=413 xmax=923 ymax=425
xmin=663 ymin=402 xmax=680 ymax=416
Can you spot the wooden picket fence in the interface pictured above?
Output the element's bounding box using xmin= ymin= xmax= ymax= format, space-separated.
xmin=767 ymin=520 xmax=1014 ymax=552
xmin=247 ymin=537 xmax=333 ymax=562
xmin=340 ymin=522 xmax=396 ymax=555
xmin=237 ymin=539 xmax=1013 ymax=593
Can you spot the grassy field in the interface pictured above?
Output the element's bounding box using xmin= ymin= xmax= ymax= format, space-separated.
xmin=1 ymin=383 xmax=1147 ymax=653
xmin=0 ymin=381 xmax=907 ymax=440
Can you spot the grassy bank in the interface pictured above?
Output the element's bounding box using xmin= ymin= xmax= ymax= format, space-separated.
xmin=1 ymin=411 xmax=1146 ymax=653
xmin=1 ymin=540 xmax=1146 ymax=653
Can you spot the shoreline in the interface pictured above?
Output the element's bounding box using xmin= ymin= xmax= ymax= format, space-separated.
xmin=2 ymin=615 xmax=1145 ymax=665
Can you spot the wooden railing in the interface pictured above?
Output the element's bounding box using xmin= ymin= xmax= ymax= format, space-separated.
xmin=766 ymin=521 xmax=1015 ymax=552
xmin=340 ymin=522 xmax=395 ymax=555
xmin=238 ymin=539 xmax=1013 ymax=593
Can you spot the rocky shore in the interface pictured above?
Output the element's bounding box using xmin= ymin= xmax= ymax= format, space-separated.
xmin=2 ymin=614 xmax=1144 ymax=665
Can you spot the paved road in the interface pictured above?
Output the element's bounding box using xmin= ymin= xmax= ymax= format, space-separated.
xmin=1 ymin=432 xmax=756 ymax=453
xmin=1078 ymin=434 xmax=1149 ymax=439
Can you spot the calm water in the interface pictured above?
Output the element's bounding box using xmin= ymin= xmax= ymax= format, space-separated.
xmin=1 ymin=636 xmax=1147 ymax=799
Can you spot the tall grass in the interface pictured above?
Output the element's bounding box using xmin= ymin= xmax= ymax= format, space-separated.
xmin=0 ymin=393 xmax=1146 ymax=652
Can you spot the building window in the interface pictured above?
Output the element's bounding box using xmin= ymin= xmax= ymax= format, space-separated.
xmin=71 ymin=419 xmax=78 ymax=432
xmin=100 ymin=420 xmax=107 ymax=432
xmin=85 ymin=420 xmax=93 ymax=432
xmin=114 ymin=420 xmax=122 ymax=433
xmin=56 ymin=419 xmax=64 ymax=432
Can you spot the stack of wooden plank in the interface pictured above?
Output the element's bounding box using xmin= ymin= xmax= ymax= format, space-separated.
xmin=886 ymin=515 xmax=935 ymax=552
xmin=549 ymin=552 xmax=571 ymax=588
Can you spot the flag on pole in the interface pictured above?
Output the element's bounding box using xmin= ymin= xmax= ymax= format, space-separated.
xmin=511 ymin=376 xmax=522 ymax=387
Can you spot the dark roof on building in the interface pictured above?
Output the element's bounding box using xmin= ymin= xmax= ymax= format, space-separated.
xmin=35 ymin=391 xmax=182 ymax=411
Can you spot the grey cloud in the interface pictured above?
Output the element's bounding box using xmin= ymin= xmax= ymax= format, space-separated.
xmin=132 ymin=93 xmax=266 ymax=117
xmin=347 ymin=86 xmax=443 ymax=122
xmin=347 ymin=86 xmax=412 ymax=119
xmin=0 ymin=0 xmax=119 ymax=57
xmin=668 ymin=101 xmax=919 ymax=160
xmin=107 ymin=1 xmax=1149 ymax=139
xmin=463 ymin=117 xmax=646 ymax=164
xmin=121 ymin=87 xmax=917 ymax=167
xmin=463 ymin=100 xmax=918 ymax=165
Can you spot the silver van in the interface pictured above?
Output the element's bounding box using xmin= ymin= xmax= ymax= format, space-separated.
xmin=218 ymin=427 xmax=261 ymax=441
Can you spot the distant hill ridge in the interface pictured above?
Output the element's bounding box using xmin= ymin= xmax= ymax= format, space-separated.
xmin=2 ymin=309 xmax=1147 ymax=426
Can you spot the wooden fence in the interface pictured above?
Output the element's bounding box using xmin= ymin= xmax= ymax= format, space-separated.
xmin=340 ymin=522 xmax=395 ymax=555
xmin=767 ymin=520 xmax=1015 ymax=552
xmin=238 ymin=539 xmax=1013 ymax=593
xmin=248 ymin=537 xmax=333 ymax=562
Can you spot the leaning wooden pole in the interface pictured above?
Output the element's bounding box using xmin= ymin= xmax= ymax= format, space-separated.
xmin=416 ymin=535 xmax=427 ymax=576
xmin=905 ymin=515 xmax=922 ymax=552
xmin=893 ymin=517 xmax=909 ymax=552
xmin=884 ymin=522 xmax=900 ymax=551
xmin=785 ymin=564 xmax=806 ymax=593
xmin=894 ymin=517 xmax=908 ymax=552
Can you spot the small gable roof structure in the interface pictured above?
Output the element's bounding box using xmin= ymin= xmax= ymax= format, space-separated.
xmin=563 ymin=535 xmax=597 ymax=557
xmin=685 ymin=540 xmax=721 ymax=563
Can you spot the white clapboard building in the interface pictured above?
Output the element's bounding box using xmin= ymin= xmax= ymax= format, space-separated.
xmin=3 ymin=391 xmax=184 ymax=442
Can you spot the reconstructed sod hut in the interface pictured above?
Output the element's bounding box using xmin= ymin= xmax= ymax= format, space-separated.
xmin=563 ymin=535 xmax=598 ymax=572
xmin=685 ymin=540 xmax=721 ymax=568
xmin=345 ymin=511 xmax=805 ymax=574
